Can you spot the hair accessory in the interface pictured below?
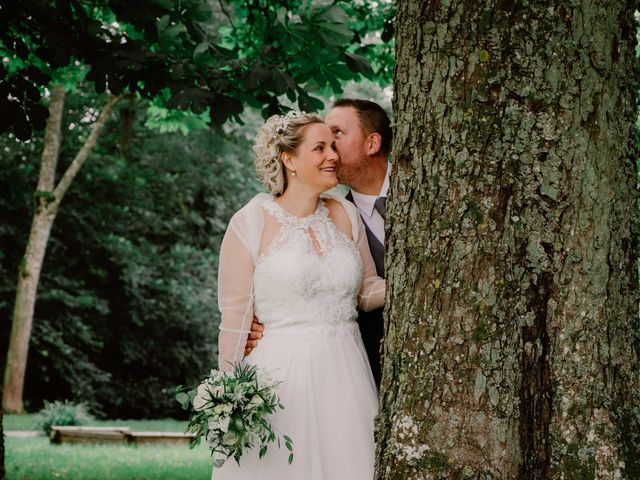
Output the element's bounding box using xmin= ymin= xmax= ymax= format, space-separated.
xmin=268 ymin=110 xmax=303 ymax=141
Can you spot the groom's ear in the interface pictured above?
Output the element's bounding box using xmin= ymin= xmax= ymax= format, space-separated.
xmin=365 ymin=133 xmax=382 ymax=156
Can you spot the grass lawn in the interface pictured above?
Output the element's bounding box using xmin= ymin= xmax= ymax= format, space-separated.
xmin=4 ymin=414 xmax=39 ymax=431
xmin=6 ymin=436 xmax=212 ymax=480
xmin=4 ymin=414 xmax=188 ymax=433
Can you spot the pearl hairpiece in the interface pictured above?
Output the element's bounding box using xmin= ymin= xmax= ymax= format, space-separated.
xmin=268 ymin=110 xmax=304 ymax=141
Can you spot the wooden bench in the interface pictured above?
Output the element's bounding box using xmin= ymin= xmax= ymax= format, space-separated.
xmin=128 ymin=431 xmax=196 ymax=445
xmin=50 ymin=426 xmax=131 ymax=444
xmin=49 ymin=426 xmax=196 ymax=445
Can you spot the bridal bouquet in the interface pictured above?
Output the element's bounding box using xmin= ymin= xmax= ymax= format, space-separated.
xmin=176 ymin=363 xmax=293 ymax=467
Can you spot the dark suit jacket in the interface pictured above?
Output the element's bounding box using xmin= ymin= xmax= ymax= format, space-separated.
xmin=346 ymin=191 xmax=385 ymax=388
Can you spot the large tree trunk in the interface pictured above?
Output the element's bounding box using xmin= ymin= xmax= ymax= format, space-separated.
xmin=377 ymin=2 xmax=640 ymax=479
xmin=2 ymin=87 xmax=119 ymax=413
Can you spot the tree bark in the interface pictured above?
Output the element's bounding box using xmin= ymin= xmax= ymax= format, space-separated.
xmin=377 ymin=2 xmax=640 ymax=479
xmin=2 ymin=88 xmax=120 ymax=413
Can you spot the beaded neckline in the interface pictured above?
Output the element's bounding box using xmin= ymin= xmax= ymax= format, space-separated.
xmin=264 ymin=198 xmax=329 ymax=226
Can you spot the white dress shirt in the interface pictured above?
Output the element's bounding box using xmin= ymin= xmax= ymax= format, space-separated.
xmin=350 ymin=162 xmax=391 ymax=244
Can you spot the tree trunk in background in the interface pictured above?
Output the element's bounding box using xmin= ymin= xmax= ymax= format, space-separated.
xmin=2 ymin=86 xmax=65 ymax=413
xmin=3 ymin=87 xmax=119 ymax=413
xmin=377 ymin=2 xmax=640 ymax=479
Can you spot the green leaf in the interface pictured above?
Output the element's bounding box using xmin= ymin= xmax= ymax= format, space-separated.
xmin=317 ymin=5 xmax=350 ymax=24
xmin=157 ymin=15 xmax=170 ymax=31
xmin=163 ymin=24 xmax=185 ymax=38
xmin=328 ymin=63 xmax=354 ymax=80
xmin=210 ymin=94 xmax=243 ymax=125
xmin=297 ymin=93 xmax=325 ymax=112
xmin=317 ymin=22 xmax=353 ymax=41
xmin=276 ymin=7 xmax=288 ymax=27
xmin=271 ymin=70 xmax=291 ymax=95
xmin=344 ymin=53 xmax=372 ymax=73
xmin=193 ymin=42 xmax=209 ymax=59
xmin=175 ymin=392 xmax=189 ymax=405
xmin=288 ymin=453 xmax=294 ymax=465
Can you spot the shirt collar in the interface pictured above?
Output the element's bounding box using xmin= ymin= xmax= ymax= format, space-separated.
xmin=351 ymin=162 xmax=391 ymax=218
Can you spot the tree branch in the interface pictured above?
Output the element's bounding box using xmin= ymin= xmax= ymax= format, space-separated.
xmin=37 ymin=85 xmax=65 ymax=193
xmin=51 ymin=94 xmax=120 ymax=206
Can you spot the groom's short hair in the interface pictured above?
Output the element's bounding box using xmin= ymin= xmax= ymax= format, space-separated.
xmin=332 ymin=98 xmax=392 ymax=157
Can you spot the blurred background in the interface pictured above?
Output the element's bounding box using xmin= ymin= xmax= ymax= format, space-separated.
xmin=0 ymin=0 xmax=394 ymax=421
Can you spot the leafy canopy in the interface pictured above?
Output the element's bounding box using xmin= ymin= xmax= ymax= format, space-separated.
xmin=0 ymin=0 xmax=394 ymax=140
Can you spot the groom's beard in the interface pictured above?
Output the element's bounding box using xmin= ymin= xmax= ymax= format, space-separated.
xmin=337 ymin=161 xmax=373 ymax=190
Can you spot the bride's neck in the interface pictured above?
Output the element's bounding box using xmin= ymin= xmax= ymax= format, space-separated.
xmin=276 ymin=187 xmax=320 ymax=218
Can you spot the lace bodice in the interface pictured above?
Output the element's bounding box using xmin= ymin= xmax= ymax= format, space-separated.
xmin=253 ymin=200 xmax=362 ymax=339
xmin=217 ymin=193 xmax=384 ymax=370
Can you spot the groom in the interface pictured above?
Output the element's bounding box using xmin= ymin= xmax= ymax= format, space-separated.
xmin=324 ymin=98 xmax=391 ymax=387
xmin=245 ymin=98 xmax=392 ymax=387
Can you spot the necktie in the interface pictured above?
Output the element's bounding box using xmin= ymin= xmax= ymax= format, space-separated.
xmin=374 ymin=196 xmax=387 ymax=220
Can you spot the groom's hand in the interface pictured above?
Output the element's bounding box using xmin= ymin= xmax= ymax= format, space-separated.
xmin=244 ymin=317 xmax=264 ymax=357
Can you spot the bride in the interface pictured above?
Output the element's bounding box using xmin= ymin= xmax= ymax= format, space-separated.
xmin=214 ymin=110 xmax=385 ymax=479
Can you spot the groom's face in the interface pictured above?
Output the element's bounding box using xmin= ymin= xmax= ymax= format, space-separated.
xmin=325 ymin=106 xmax=368 ymax=187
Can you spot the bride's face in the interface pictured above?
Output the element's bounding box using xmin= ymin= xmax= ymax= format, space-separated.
xmin=287 ymin=123 xmax=339 ymax=193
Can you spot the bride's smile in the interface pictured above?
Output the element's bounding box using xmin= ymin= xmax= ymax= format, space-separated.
xmin=281 ymin=122 xmax=339 ymax=195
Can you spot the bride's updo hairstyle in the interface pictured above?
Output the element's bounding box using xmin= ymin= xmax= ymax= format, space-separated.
xmin=253 ymin=111 xmax=323 ymax=196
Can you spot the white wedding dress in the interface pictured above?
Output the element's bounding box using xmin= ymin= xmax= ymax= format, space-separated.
xmin=213 ymin=193 xmax=384 ymax=480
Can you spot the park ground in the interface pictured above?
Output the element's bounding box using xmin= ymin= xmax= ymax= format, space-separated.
xmin=5 ymin=414 xmax=212 ymax=480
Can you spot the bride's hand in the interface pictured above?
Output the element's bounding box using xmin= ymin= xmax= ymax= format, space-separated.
xmin=244 ymin=316 xmax=265 ymax=356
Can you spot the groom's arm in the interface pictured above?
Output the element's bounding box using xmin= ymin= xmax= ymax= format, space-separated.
xmin=244 ymin=317 xmax=265 ymax=356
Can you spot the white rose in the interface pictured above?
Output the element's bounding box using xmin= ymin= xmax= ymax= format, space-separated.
xmin=211 ymin=384 xmax=225 ymax=397
xmin=216 ymin=370 xmax=230 ymax=384
xmin=208 ymin=414 xmax=231 ymax=433
xmin=218 ymin=415 xmax=231 ymax=433
xmin=193 ymin=383 xmax=213 ymax=412
xmin=213 ymin=403 xmax=233 ymax=415
xmin=231 ymin=384 xmax=245 ymax=399
xmin=249 ymin=395 xmax=264 ymax=407
xmin=255 ymin=369 xmax=276 ymax=389
xmin=222 ymin=431 xmax=239 ymax=446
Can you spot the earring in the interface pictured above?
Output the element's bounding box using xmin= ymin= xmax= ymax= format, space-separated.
xmin=291 ymin=170 xmax=297 ymax=177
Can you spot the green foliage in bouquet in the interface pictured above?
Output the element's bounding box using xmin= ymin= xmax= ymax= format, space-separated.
xmin=176 ymin=363 xmax=293 ymax=467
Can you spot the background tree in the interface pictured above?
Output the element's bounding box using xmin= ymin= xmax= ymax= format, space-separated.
xmin=3 ymin=84 xmax=119 ymax=413
xmin=0 ymin=87 xmax=262 ymax=418
xmin=377 ymin=1 xmax=640 ymax=478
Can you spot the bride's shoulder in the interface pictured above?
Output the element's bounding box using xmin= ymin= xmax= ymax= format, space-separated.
xmin=321 ymin=192 xmax=359 ymax=240
xmin=230 ymin=193 xmax=272 ymax=221
xmin=321 ymin=192 xmax=356 ymax=215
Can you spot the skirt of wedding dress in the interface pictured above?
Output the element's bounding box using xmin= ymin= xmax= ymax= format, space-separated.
xmin=212 ymin=325 xmax=377 ymax=480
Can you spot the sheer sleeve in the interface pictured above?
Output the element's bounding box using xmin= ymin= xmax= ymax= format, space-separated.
xmin=217 ymin=217 xmax=255 ymax=372
xmin=355 ymin=214 xmax=385 ymax=312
